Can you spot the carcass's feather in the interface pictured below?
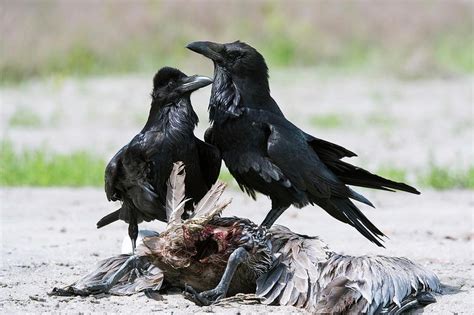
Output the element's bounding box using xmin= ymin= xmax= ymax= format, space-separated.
xmin=166 ymin=162 xmax=188 ymax=226
xmin=51 ymin=255 xmax=163 ymax=296
xmin=191 ymin=181 xmax=229 ymax=219
xmin=257 ymin=225 xmax=329 ymax=311
xmin=315 ymin=254 xmax=440 ymax=313
xmin=257 ymin=225 xmax=440 ymax=313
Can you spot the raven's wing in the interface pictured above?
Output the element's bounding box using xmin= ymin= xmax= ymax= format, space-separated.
xmin=304 ymin=133 xmax=420 ymax=194
xmin=256 ymin=225 xmax=330 ymax=312
xmin=196 ymin=132 xmax=222 ymax=188
xmin=105 ymin=145 xmax=127 ymax=201
xmin=244 ymin=109 xmax=419 ymax=194
xmin=303 ymin=132 xmax=357 ymax=160
xmin=265 ymin=122 xmax=385 ymax=246
xmin=266 ymin=123 xmax=349 ymax=198
xmin=122 ymin=131 xmax=166 ymax=221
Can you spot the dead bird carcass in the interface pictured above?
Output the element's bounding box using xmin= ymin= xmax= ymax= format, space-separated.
xmin=52 ymin=162 xmax=441 ymax=314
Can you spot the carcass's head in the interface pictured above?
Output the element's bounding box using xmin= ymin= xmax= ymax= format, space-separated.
xmin=139 ymin=162 xmax=238 ymax=268
xmin=141 ymin=199 xmax=252 ymax=269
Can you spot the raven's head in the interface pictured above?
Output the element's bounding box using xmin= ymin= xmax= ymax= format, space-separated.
xmin=187 ymin=41 xmax=270 ymax=119
xmin=151 ymin=67 xmax=212 ymax=106
xmin=186 ymin=41 xmax=268 ymax=82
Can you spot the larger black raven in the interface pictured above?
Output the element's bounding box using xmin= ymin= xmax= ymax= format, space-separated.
xmin=186 ymin=41 xmax=420 ymax=247
xmin=97 ymin=67 xmax=221 ymax=251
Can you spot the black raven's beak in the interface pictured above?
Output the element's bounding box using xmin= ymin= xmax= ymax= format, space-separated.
xmin=186 ymin=41 xmax=225 ymax=62
xmin=177 ymin=75 xmax=213 ymax=93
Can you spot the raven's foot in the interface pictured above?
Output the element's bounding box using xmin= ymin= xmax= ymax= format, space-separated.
xmin=184 ymin=284 xmax=225 ymax=306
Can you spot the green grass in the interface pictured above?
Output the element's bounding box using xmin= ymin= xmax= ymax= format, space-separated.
xmin=8 ymin=107 xmax=43 ymax=128
xmin=1 ymin=142 xmax=472 ymax=190
xmin=309 ymin=114 xmax=344 ymax=129
xmin=0 ymin=41 xmax=181 ymax=85
xmin=0 ymin=142 xmax=105 ymax=187
xmin=2 ymin=1 xmax=473 ymax=84
xmin=378 ymin=165 xmax=474 ymax=190
xmin=376 ymin=167 xmax=407 ymax=183
xmin=366 ymin=112 xmax=397 ymax=128
xmin=2 ymin=36 xmax=472 ymax=85
xmin=218 ymin=169 xmax=239 ymax=189
xmin=435 ymin=36 xmax=474 ymax=73
xmin=418 ymin=165 xmax=474 ymax=190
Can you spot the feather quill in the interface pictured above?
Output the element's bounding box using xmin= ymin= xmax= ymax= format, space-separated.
xmin=166 ymin=162 xmax=188 ymax=226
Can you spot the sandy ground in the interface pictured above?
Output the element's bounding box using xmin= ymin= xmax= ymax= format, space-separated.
xmin=0 ymin=187 xmax=472 ymax=314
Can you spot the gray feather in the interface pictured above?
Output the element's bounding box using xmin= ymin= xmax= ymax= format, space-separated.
xmin=258 ymin=225 xmax=440 ymax=313
xmin=55 ymin=255 xmax=164 ymax=296
xmin=166 ymin=162 xmax=188 ymax=226
xmin=192 ymin=181 xmax=227 ymax=219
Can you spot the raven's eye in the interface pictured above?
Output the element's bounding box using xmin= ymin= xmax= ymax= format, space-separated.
xmin=227 ymin=51 xmax=241 ymax=60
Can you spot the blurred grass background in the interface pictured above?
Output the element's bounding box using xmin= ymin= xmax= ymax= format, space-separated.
xmin=0 ymin=0 xmax=472 ymax=189
xmin=1 ymin=0 xmax=473 ymax=84
xmin=1 ymin=140 xmax=472 ymax=189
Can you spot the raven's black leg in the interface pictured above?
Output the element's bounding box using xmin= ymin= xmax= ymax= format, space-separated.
xmin=184 ymin=247 xmax=249 ymax=306
xmin=128 ymin=212 xmax=138 ymax=254
xmin=261 ymin=206 xmax=287 ymax=228
xmin=83 ymin=255 xmax=140 ymax=294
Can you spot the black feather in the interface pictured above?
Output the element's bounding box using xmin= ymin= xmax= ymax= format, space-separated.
xmin=97 ymin=208 xmax=121 ymax=228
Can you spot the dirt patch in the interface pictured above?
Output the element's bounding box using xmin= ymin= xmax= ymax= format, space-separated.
xmin=0 ymin=188 xmax=472 ymax=313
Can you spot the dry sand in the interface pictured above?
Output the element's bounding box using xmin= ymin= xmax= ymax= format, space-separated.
xmin=1 ymin=188 xmax=472 ymax=314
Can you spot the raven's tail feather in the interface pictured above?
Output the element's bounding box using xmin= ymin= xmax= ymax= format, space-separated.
xmin=348 ymin=188 xmax=374 ymax=207
xmin=97 ymin=208 xmax=121 ymax=228
xmin=329 ymin=161 xmax=420 ymax=194
xmin=320 ymin=198 xmax=386 ymax=247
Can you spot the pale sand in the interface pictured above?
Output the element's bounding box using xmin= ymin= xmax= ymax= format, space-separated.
xmin=1 ymin=188 xmax=472 ymax=314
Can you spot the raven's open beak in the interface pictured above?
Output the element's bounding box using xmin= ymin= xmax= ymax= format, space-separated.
xmin=186 ymin=41 xmax=225 ymax=63
xmin=177 ymin=75 xmax=213 ymax=93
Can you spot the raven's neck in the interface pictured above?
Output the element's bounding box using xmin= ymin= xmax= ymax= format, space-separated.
xmin=209 ymin=67 xmax=282 ymax=123
xmin=142 ymin=98 xmax=198 ymax=136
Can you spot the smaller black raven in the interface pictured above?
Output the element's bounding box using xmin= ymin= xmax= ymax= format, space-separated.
xmin=186 ymin=40 xmax=420 ymax=247
xmin=97 ymin=67 xmax=221 ymax=252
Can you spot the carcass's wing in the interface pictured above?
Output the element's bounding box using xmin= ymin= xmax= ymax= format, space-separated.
xmin=50 ymin=255 xmax=163 ymax=296
xmin=315 ymin=254 xmax=441 ymax=313
xmin=256 ymin=225 xmax=330 ymax=311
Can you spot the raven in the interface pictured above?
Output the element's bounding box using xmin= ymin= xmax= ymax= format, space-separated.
xmin=97 ymin=67 xmax=221 ymax=252
xmin=186 ymin=40 xmax=420 ymax=247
